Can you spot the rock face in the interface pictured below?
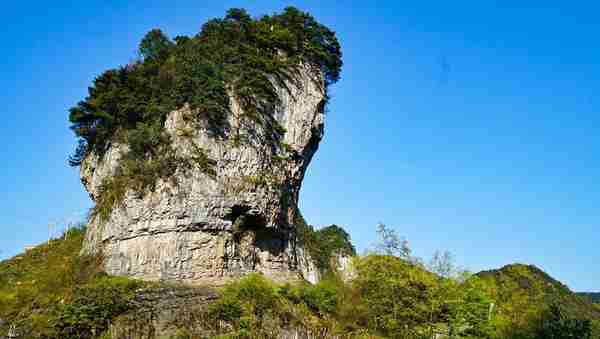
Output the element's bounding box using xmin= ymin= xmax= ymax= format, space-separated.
xmin=107 ymin=286 xmax=219 ymax=339
xmin=81 ymin=63 xmax=326 ymax=284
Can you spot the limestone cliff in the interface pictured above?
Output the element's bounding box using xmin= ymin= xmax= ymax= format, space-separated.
xmin=80 ymin=63 xmax=326 ymax=284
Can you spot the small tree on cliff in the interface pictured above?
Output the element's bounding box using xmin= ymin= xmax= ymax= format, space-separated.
xmin=138 ymin=29 xmax=174 ymax=62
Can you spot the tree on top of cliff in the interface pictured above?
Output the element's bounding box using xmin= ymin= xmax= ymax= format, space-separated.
xmin=68 ymin=7 xmax=342 ymax=165
xmin=138 ymin=29 xmax=174 ymax=62
xmin=67 ymin=8 xmax=343 ymax=220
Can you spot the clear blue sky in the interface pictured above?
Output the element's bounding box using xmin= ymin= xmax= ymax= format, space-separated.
xmin=1 ymin=1 xmax=600 ymax=291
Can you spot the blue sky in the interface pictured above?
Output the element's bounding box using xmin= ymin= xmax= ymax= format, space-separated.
xmin=1 ymin=1 xmax=600 ymax=291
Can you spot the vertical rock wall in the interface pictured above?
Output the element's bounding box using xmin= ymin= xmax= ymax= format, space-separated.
xmin=80 ymin=63 xmax=326 ymax=284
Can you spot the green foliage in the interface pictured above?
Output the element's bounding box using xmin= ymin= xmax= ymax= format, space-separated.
xmin=297 ymin=280 xmax=339 ymax=315
xmin=69 ymin=139 xmax=88 ymax=166
xmin=91 ymin=121 xmax=217 ymax=221
xmin=208 ymin=274 xmax=283 ymax=337
xmin=281 ymin=279 xmax=340 ymax=316
xmin=4 ymin=223 xmax=598 ymax=339
xmin=190 ymin=144 xmax=217 ymax=177
xmin=444 ymin=275 xmax=496 ymax=338
xmin=0 ymin=225 xmax=146 ymax=339
xmin=206 ymin=274 xmax=353 ymax=338
xmin=139 ymin=29 xmax=174 ymax=62
xmin=170 ymin=328 xmax=193 ymax=339
xmin=344 ymin=255 xmax=497 ymax=338
xmin=534 ymin=303 xmax=593 ymax=339
xmin=477 ymin=264 xmax=600 ymax=338
xmin=577 ymin=292 xmax=600 ymax=304
xmin=351 ymin=255 xmax=438 ymax=336
xmin=205 ymin=255 xmax=496 ymax=338
xmin=212 ymin=273 xmax=277 ymax=322
xmin=296 ymin=210 xmax=355 ymax=274
xmin=92 ymin=176 xmax=129 ymax=222
xmin=0 ymin=226 xmax=100 ymax=323
xmin=209 ymin=294 xmax=243 ymax=324
xmin=52 ymin=276 xmax=143 ymax=339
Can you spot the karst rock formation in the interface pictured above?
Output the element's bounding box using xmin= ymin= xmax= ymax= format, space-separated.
xmin=80 ymin=63 xmax=324 ymax=284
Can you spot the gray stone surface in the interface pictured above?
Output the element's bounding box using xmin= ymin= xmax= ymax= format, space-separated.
xmin=108 ymin=286 xmax=352 ymax=339
xmin=80 ymin=63 xmax=326 ymax=284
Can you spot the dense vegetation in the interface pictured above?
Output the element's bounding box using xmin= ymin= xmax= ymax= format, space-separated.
xmin=477 ymin=264 xmax=600 ymax=338
xmin=202 ymin=249 xmax=600 ymax=338
xmin=295 ymin=210 xmax=356 ymax=274
xmin=0 ymin=226 xmax=146 ymax=339
xmin=578 ymin=292 xmax=600 ymax=304
xmin=2 ymin=224 xmax=598 ymax=338
xmin=68 ymin=7 xmax=342 ymax=220
xmin=113 ymin=255 xmax=600 ymax=338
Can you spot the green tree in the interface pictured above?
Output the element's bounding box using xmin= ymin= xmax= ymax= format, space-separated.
xmin=225 ymin=8 xmax=252 ymax=24
xmin=138 ymin=29 xmax=174 ymax=62
xmin=535 ymin=303 xmax=592 ymax=339
xmin=352 ymin=255 xmax=437 ymax=337
xmin=446 ymin=275 xmax=495 ymax=338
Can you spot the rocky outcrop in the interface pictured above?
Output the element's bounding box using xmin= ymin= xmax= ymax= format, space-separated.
xmin=107 ymin=286 xmax=219 ymax=339
xmin=80 ymin=63 xmax=326 ymax=285
xmin=108 ymin=286 xmax=347 ymax=339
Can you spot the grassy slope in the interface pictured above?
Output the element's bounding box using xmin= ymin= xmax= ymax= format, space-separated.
xmin=477 ymin=264 xmax=600 ymax=325
xmin=0 ymin=227 xmax=100 ymax=318
xmin=0 ymin=227 xmax=146 ymax=338
xmin=0 ymin=227 xmax=351 ymax=338
xmin=2 ymin=227 xmax=598 ymax=339
xmin=577 ymin=292 xmax=600 ymax=304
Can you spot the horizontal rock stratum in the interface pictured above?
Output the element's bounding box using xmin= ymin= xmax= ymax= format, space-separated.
xmin=80 ymin=62 xmax=325 ymax=284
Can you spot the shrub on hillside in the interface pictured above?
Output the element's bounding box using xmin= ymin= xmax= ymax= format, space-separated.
xmin=0 ymin=226 xmax=146 ymax=339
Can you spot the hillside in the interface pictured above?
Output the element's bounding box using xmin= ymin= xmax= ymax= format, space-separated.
xmin=476 ymin=264 xmax=600 ymax=337
xmin=2 ymin=226 xmax=599 ymax=338
xmin=577 ymin=292 xmax=600 ymax=304
xmin=0 ymin=226 xmax=432 ymax=338
xmin=0 ymin=227 xmax=147 ymax=338
xmin=3 ymin=6 xmax=599 ymax=339
xmin=477 ymin=264 xmax=600 ymax=317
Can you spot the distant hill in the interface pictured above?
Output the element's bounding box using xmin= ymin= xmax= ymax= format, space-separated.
xmin=477 ymin=264 xmax=600 ymax=321
xmin=577 ymin=292 xmax=600 ymax=304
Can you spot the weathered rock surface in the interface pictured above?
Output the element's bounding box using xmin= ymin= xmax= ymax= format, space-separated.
xmin=107 ymin=286 xmax=219 ymax=339
xmin=81 ymin=63 xmax=326 ymax=284
xmin=108 ymin=286 xmax=348 ymax=339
